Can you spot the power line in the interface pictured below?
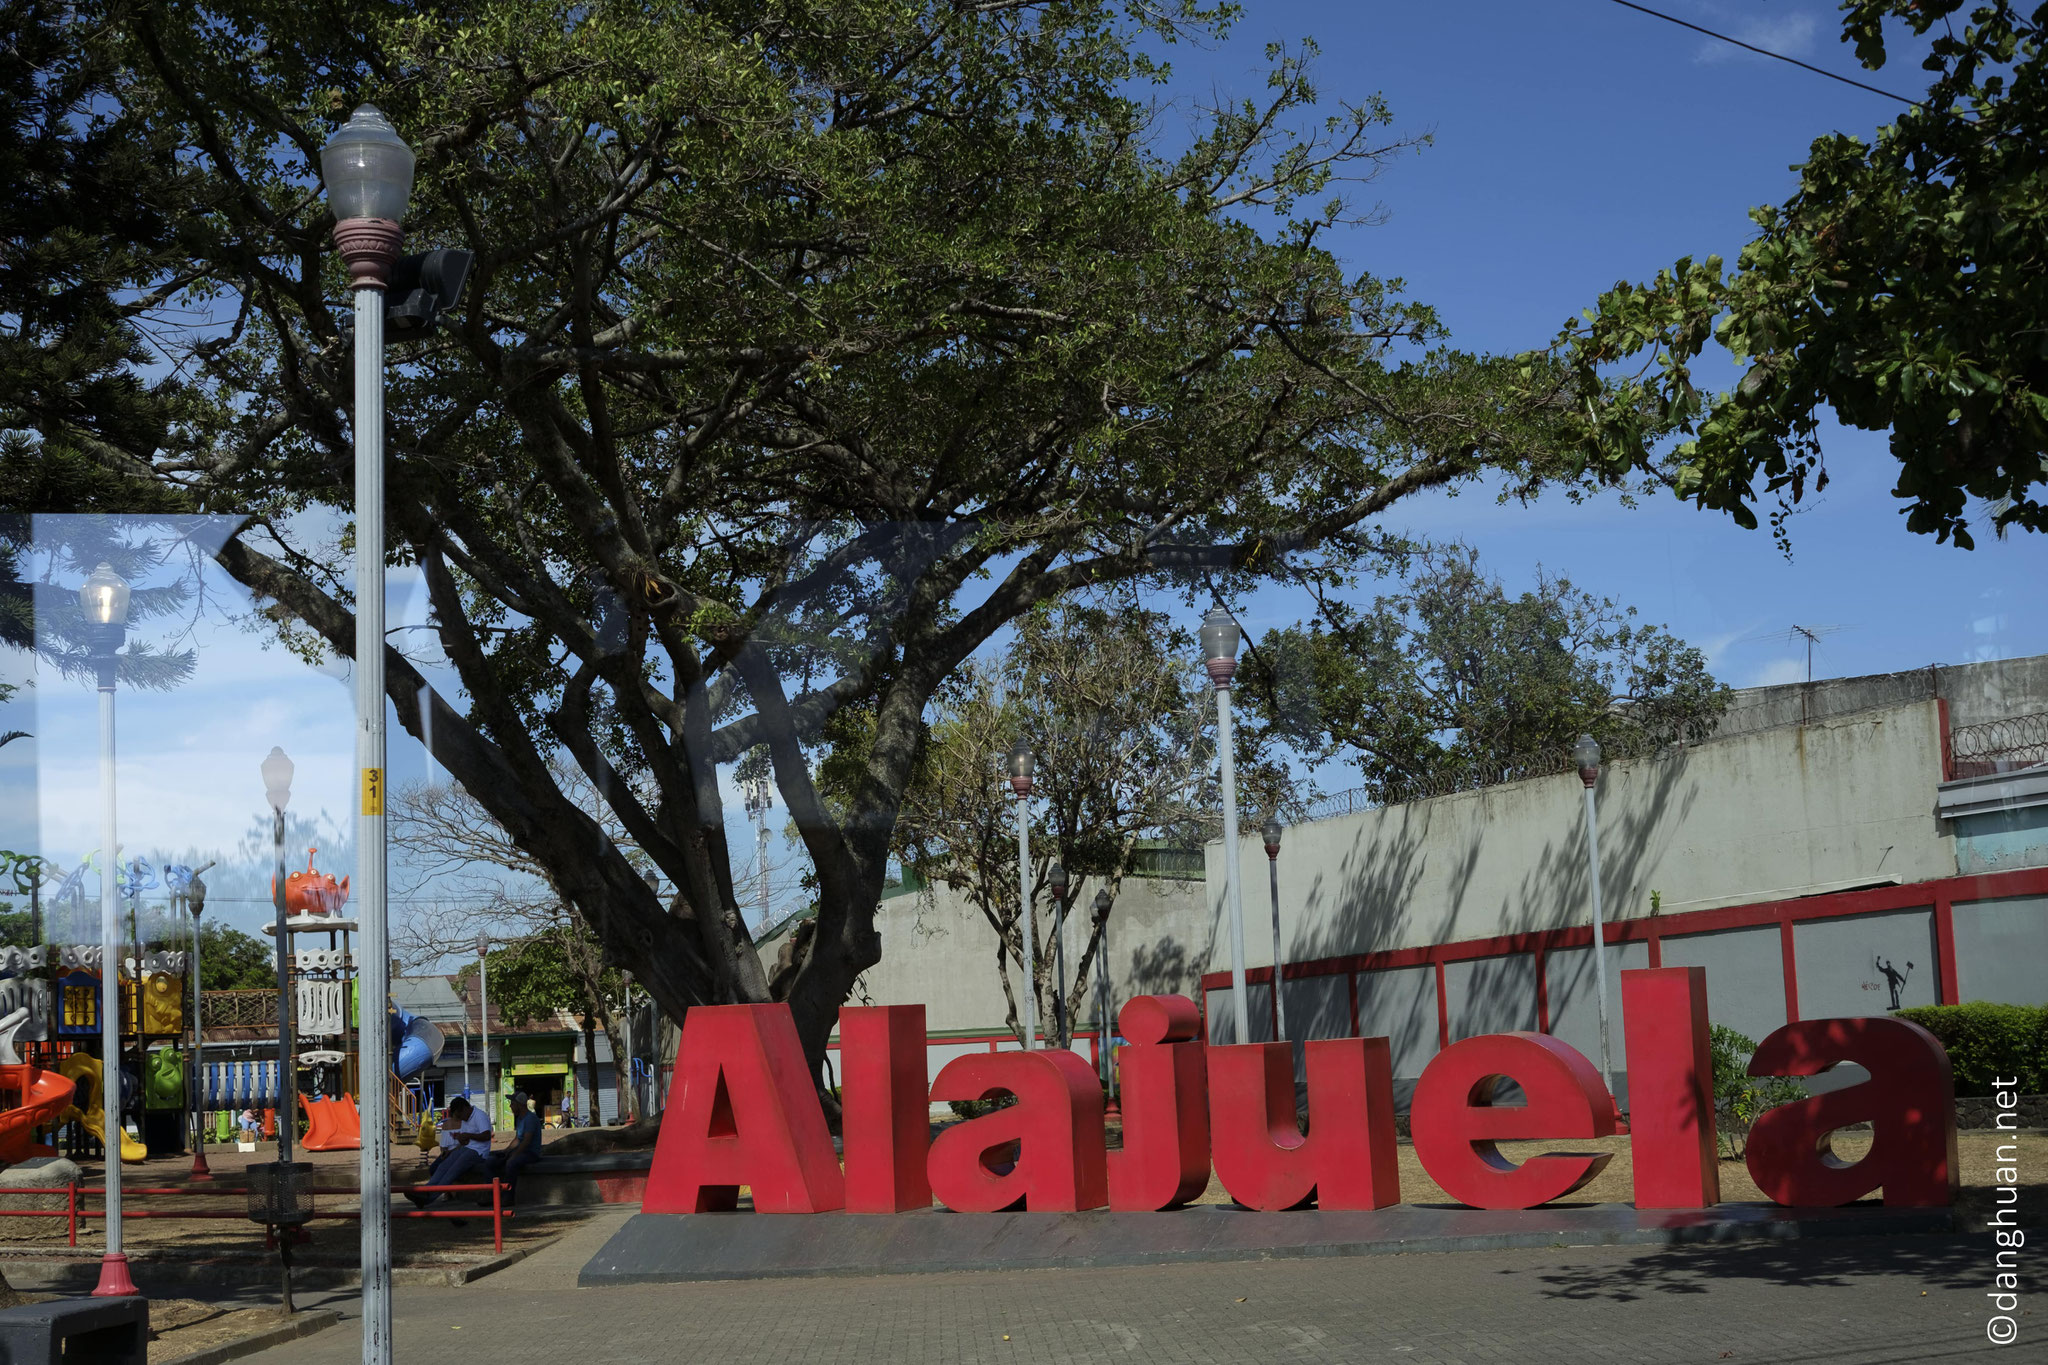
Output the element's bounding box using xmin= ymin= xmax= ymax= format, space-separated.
xmin=1606 ymin=0 xmax=1925 ymax=107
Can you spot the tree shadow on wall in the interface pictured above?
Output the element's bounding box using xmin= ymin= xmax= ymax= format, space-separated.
xmin=1275 ymin=749 xmax=1700 ymax=1061
xmin=1127 ymin=914 xmax=1218 ymax=1001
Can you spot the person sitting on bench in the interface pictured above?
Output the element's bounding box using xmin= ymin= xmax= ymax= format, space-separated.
xmin=412 ymin=1096 xmax=492 ymax=1208
xmin=489 ymin=1091 xmax=545 ymax=1202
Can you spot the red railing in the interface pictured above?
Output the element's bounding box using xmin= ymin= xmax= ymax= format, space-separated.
xmin=0 ymin=1179 xmax=513 ymax=1255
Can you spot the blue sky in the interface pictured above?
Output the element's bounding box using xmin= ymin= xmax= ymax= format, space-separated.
xmin=3 ymin=1 xmax=2040 ymax=947
xmin=1173 ymin=0 xmax=2042 ymax=691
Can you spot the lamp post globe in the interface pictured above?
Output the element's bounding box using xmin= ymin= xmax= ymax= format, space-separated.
xmin=79 ymin=561 xmax=132 ymax=627
xmin=1261 ymin=817 xmax=1283 ymax=859
xmin=261 ymin=746 xmax=295 ymax=813
xmin=1006 ymin=740 xmax=1034 ymax=798
xmin=1572 ymin=733 xmax=1602 ymax=789
xmin=322 ymin=106 xmax=414 ymax=289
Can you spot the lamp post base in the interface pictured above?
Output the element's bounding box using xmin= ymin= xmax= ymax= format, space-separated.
xmin=189 ymin=1149 xmax=214 ymax=1181
xmin=92 ymin=1252 xmax=140 ymax=1297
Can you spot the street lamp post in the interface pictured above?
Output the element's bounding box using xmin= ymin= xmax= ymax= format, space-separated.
xmin=1047 ymin=864 xmax=1070 ymax=1048
xmin=1572 ymin=734 xmax=1620 ymax=1110
xmin=186 ymin=863 xmax=215 ymax=1180
xmin=1007 ymin=742 xmax=1036 ymax=1049
xmin=619 ymin=969 xmax=635 ymax=1124
xmin=474 ymin=933 xmax=491 ymax=1126
xmin=1262 ymin=817 xmax=1288 ymax=1042
xmin=261 ymin=748 xmax=297 ymax=1178
xmin=323 ymin=104 xmax=414 ymax=1364
xmin=744 ymin=777 xmax=773 ymax=928
xmin=1093 ymin=888 xmax=1116 ymax=1115
xmin=82 ymin=562 xmax=138 ymax=1298
xmin=1200 ymin=606 xmax=1251 ymax=1044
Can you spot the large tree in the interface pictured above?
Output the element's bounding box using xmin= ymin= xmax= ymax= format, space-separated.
xmin=1246 ymin=546 xmax=1726 ymax=805
xmin=391 ymin=771 xmax=635 ymax=1119
xmin=1543 ymin=0 xmax=2048 ymax=549
xmin=76 ymin=0 xmax=1616 ymax=1077
xmin=888 ymin=598 xmax=1294 ymax=1047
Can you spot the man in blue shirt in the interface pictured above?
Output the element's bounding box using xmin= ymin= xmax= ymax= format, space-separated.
xmin=491 ymin=1090 xmax=545 ymax=1203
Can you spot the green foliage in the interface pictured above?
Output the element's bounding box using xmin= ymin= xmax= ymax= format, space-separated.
xmin=66 ymin=0 xmax=1626 ymax=1042
xmin=1895 ymin=1001 xmax=2048 ymax=1097
xmin=1541 ymin=1 xmax=2048 ymax=548
xmin=198 ymin=923 xmax=281 ymax=992
xmin=462 ymin=924 xmax=624 ymax=1032
xmin=1247 ymin=545 xmax=1726 ymax=802
xmin=1708 ymin=1024 xmax=1807 ymax=1159
xmin=947 ymin=1094 xmax=1017 ymax=1122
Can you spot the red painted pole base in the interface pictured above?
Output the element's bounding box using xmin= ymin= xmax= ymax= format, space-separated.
xmin=92 ymin=1252 xmax=140 ymax=1297
xmin=189 ymin=1149 xmax=215 ymax=1181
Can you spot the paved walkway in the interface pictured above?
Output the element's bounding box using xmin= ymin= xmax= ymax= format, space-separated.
xmin=246 ymin=1217 xmax=2018 ymax=1364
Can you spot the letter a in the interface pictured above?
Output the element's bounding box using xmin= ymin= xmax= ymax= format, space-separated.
xmin=840 ymin=1005 xmax=933 ymax=1213
xmin=927 ymin=1049 xmax=1106 ymax=1212
xmin=1208 ymin=1037 xmax=1400 ymax=1211
xmin=1106 ymin=995 xmax=1210 ymax=1210
xmin=1622 ymin=967 xmax=1720 ymax=1208
xmin=643 ymin=1004 xmax=845 ymax=1214
xmin=1744 ymin=1015 xmax=1959 ymax=1207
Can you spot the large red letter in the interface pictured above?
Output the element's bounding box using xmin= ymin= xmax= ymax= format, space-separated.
xmin=644 ymin=1004 xmax=845 ymax=1214
xmin=1412 ymin=1033 xmax=1615 ymax=1209
xmin=1207 ymin=1037 xmax=1399 ymax=1211
xmin=840 ymin=1005 xmax=932 ymax=1213
xmin=1106 ymin=995 xmax=1209 ymax=1210
xmin=1744 ymin=1016 xmax=1958 ymax=1207
xmin=1622 ymin=967 xmax=1720 ymax=1208
xmin=927 ymin=1049 xmax=1106 ymax=1212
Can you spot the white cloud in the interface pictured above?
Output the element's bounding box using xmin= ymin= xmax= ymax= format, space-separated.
xmin=1696 ymin=9 xmax=1819 ymax=65
xmin=1749 ymin=657 xmax=1809 ymax=687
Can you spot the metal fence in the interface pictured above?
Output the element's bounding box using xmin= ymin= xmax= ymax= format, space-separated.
xmin=1952 ymin=712 xmax=2048 ymax=775
xmin=202 ymin=990 xmax=280 ymax=1029
xmin=1304 ymin=731 xmax=1684 ymax=823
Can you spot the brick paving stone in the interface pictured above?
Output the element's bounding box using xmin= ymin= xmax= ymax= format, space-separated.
xmin=243 ymin=1232 xmax=2027 ymax=1364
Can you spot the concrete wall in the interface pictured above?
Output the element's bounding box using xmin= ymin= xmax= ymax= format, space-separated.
xmin=1713 ymin=655 xmax=2048 ymax=738
xmin=822 ymin=874 xmax=1208 ymax=1038
xmin=1202 ymin=698 xmax=1958 ymax=971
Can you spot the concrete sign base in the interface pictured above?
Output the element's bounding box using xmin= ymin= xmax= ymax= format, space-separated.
xmin=577 ymin=1202 xmax=1955 ymax=1286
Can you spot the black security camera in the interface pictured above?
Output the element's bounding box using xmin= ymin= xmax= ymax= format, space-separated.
xmin=385 ymin=248 xmax=475 ymax=339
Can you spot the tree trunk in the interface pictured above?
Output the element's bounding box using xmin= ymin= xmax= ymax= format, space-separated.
xmin=583 ymin=1018 xmax=603 ymax=1127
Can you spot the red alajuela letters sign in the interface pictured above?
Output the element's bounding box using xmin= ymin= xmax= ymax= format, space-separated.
xmin=1105 ymin=995 xmax=1209 ymax=1211
xmin=645 ymin=968 xmax=1957 ymax=1215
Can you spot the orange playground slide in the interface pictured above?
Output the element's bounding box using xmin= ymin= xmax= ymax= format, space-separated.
xmin=0 ymin=1064 xmax=75 ymax=1165
xmin=300 ymin=1094 xmax=363 ymax=1151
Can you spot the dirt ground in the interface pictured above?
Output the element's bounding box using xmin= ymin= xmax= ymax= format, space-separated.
xmin=0 ymin=1140 xmax=580 ymax=1262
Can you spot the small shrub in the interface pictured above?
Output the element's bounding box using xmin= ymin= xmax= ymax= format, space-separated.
xmin=1894 ymin=1001 xmax=2048 ymax=1097
xmin=947 ymin=1092 xmax=1018 ymax=1121
xmin=1708 ymin=1024 xmax=1806 ymax=1159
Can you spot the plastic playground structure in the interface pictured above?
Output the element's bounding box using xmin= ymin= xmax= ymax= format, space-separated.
xmin=0 ymin=846 xmax=448 ymax=1170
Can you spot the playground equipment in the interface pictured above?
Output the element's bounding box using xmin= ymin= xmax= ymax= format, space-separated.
xmin=297 ymin=1008 xmax=443 ymax=1151
xmin=54 ymin=1053 xmax=146 ymax=1162
xmin=273 ymin=847 xmax=350 ymax=917
xmin=0 ymin=1008 xmax=75 ymax=1164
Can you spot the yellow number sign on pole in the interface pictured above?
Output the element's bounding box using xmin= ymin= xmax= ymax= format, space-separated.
xmin=361 ymin=767 xmax=385 ymax=816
